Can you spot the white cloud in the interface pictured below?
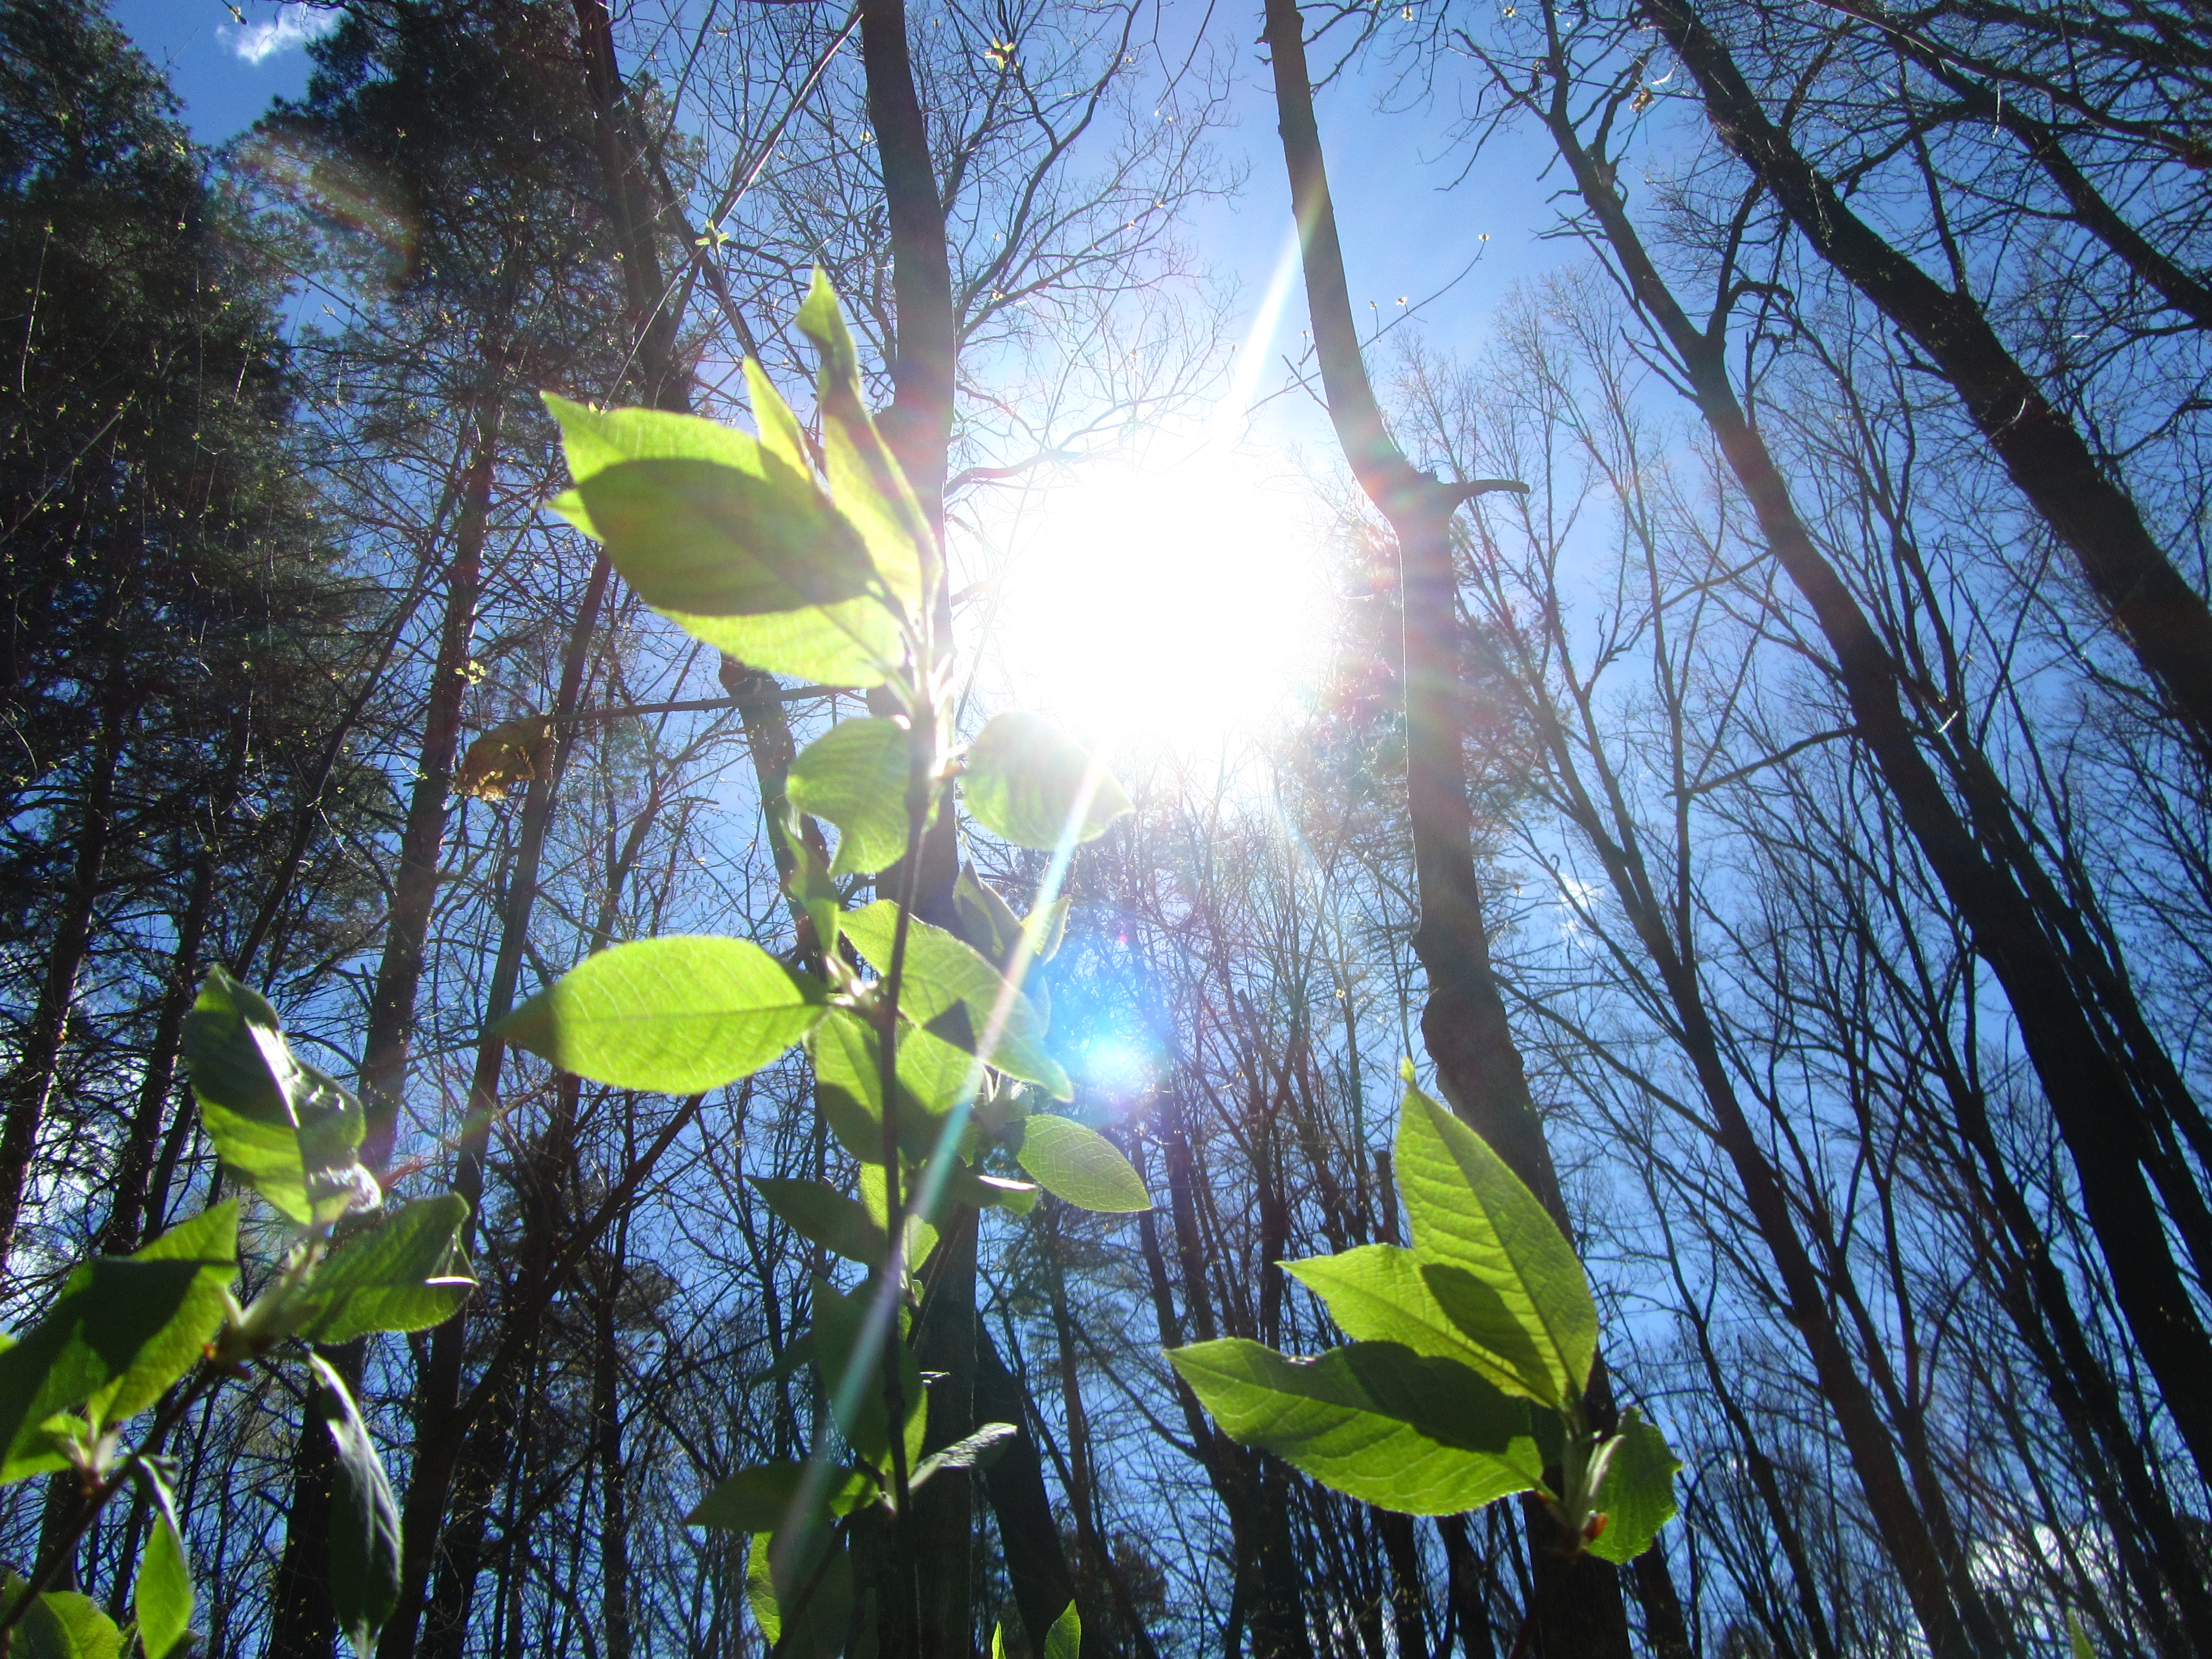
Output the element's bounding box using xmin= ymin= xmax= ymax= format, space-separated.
xmin=219 ymin=4 xmax=341 ymax=66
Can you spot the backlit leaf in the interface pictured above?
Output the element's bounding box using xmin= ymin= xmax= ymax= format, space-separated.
xmin=497 ymin=936 xmax=826 ymax=1093
xmin=183 ymin=969 xmax=372 ymax=1226
xmin=962 ymin=713 xmax=1130 ymax=850
xmin=1395 ymin=1087 xmax=1596 ymax=1407
xmin=788 ymin=718 xmax=928 ymax=878
xmin=3 ymin=1577 xmax=121 ymax=1659
xmin=286 ymin=1196 xmax=475 ymax=1345
xmin=573 ymin=457 xmax=877 ymax=616
xmin=1284 ymin=1244 xmax=1514 ymax=1382
xmin=1015 ymin=1117 xmax=1149 ymax=1213
xmin=810 ymin=1008 xmax=982 ymax=1168
xmin=1043 ymin=1601 xmax=1081 ymax=1659
xmin=811 ymin=1276 xmax=924 ymax=1472
xmin=839 ymin=903 xmax=1070 ymax=1098
xmin=1166 ymin=1338 xmax=1541 ymax=1516
xmin=1585 ymin=1411 xmax=1679 ymax=1565
xmin=134 ymin=1508 xmax=193 ymax=1659
xmin=663 ymin=599 xmax=902 ymax=690
xmin=0 ymin=1204 xmax=238 ymax=1481
xmin=311 ymin=1353 xmax=401 ymax=1659
xmin=686 ymin=1459 xmax=869 ymax=1532
xmin=751 ymin=1178 xmax=885 ymax=1267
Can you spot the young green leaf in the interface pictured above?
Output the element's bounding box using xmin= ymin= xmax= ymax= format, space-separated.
xmin=1043 ymin=1600 xmax=1082 ymax=1659
xmin=183 ymin=968 xmax=373 ymax=1226
xmin=1584 ymin=1411 xmax=1681 ymax=1565
xmin=751 ymin=1178 xmax=886 ymax=1267
xmin=838 ymin=902 xmax=1071 ymax=1098
xmin=763 ymin=1530 xmax=853 ymax=1659
xmin=1166 ymin=1339 xmax=1542 ymax=1516
xmin=1283 ymin=1244 xmax=1521 ymax=1387
xmin=810 ymin=1008 xmax=983 ymax=1167
xmin=858 ymin=1165 xmax=940 ymax=1271
xmin=133 ymin=1511 xmax=193 ymax=1659
xmin=542 ymin=393 xmax=766 ymax=491
xmin=0 ymin=1203 xmax=239 ymax=1480
xmin=2 ymin=1577 xmax=122 ymax=1659
xmin=497 ymin=936 xmax=827 ymax=1093
xmin=745 ymin=1532 xmax=781 ymax=1645
xmin=811 ymin=1276 xmax=925 ymax=1472
xmin=739 ymin=360 xmax=813 ymax=478
xmin=2068 ymin=1612 xmax=2095 ymax=1659
xmin=794 ymin=272 xmax=930 ymax=619
xmin=952 ymin=866 xmax=1024 ymax=968
xmin=686 ymin=1460 xmax=869 ymax=1532
xmin=910 ymin=1422 xmax=1017 ymax=1491
xmin=661 ymin=599 xmax=903 ymax=691
xmin=787 ymin=718 xmax=929 ymax=878
xmin=961 ymin=713 xmax=1131 ymax=850
xmin=1014 ymin=1117 xmax=1150 ymax=1213
xmin=285 ymin=1196 xmax=475 ymax=1345
xmin=1395 ymin=1087 xmax=1596 ymax=1407
xmin=573 ymin=456 xmax=878 ymax=617
xmin=310 ymin=1353 xmax=401 ymax=1659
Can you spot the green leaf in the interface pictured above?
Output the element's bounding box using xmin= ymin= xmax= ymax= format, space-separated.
xmin=752 ymin=1178 xmax=886 ymax=1267
xmin=911 ymin=1422 xmax=1017 ymax=1490
xmin=839 ymin=903 xmax=1071 ymax=1098
xmin=572 ymin=455 xmax=879 ymax=620
xmin=543 ymin=393 xmax=764 ymax=490
xmin=2068 ymin=1612 xmax=2095 ymax=1659
xmin=311 ymin=1353 xmax=401 ymax=1659
xmin=286 ymin=1196 xmax=475 ymax=1345
xmin=952 ymin=866 xmax=1023 ymax=967
xmin=745 ymin=1532 xmax=781 ymax=1646
xmin=0 ymin=1204 xmax=239 ymax=1481
xmin=794 ymin=272 xmax=930 ymax=618
xmin=1165 ymin=1338 xmax=1542 ymax=1516
xmin=740 ymin=360 xmax=813 ymax=478
xmin=183 ymin=968 xmax=373 ymax=1226
xmin=134 ymin=1510 xmax=193 ymax=1659
xmin=1023 ymin=897 xmax=1070 ymax=965
xmin=962 ymin=713 xmax=1131 ymax=850
xmin=3 ymin=1578 xmax=122 ymax=1659
xmin=1015 ymin=1117 xmax=1149 ymax=1213
xmin=788 ymin=718 xmax=930 ymax=878
xmin=686 ymin=1459 xmax=869 ymax=1532
xmin=1043 ymin=1601 xmax=1081 ymax=1659
xmin=858 ymin=1166 xmax=939 ymax=1271
xmin=1585 ymin=1411 xmax=1680 ymax=1565
xmin=1283 ymin=1244 xmax=1519 ymax=1384
xmin=1395 ymin=1087 xmax=1596 ymax=1407
xmin=810 ymin=1008 xmax=982 ymax=1168
xmin=811 ymin=1277 xmax=924 ymax=1472
xmin=497 ymin=936 xmax=827 ymax=1093
xmin=661 ymin=599 xmax=903 ymax=690
xmin=756 ymin=1528 xmax=852 ymax=1659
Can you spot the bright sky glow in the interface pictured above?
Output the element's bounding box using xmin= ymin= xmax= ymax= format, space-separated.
xmin=985 ymin=231 xmax=1330 ymax=754
xmin=991 ymin=449 xmax=1328 ymax=752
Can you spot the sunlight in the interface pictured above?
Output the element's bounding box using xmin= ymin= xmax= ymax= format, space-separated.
xmin=990 ymin=449 xmax=1329 ymax=753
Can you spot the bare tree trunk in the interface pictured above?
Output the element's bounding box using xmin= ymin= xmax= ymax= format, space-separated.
xmin=265 ymin=372 xmax=505 ymax=1659
xmin=1257 ymin=5 xmax=1637 ymax=1654
xmin=0 ymin=706 xmax=121 ymax=1262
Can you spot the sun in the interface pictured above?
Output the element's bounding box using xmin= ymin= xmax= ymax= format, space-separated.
xmin=982 ymin=449 xmax=1328 ymax=755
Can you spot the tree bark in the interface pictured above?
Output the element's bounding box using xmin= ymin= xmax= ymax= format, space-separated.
xmin=1257 ymin=4 xmax=1634 ymax=1654
xmin=0 ymin=707 xmax=121 ymax=1263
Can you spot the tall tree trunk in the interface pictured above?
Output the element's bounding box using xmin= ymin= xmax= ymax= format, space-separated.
xmin=0 ymin=705 xmax=121 ymax=1263
xmin=265 ymin=371 xmax=505 ymax=1659
xmin=1644 ymin=0 xmax=2212 ymax=770
xmin=1257 ymin=5 xmax=1636 ymax=1654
